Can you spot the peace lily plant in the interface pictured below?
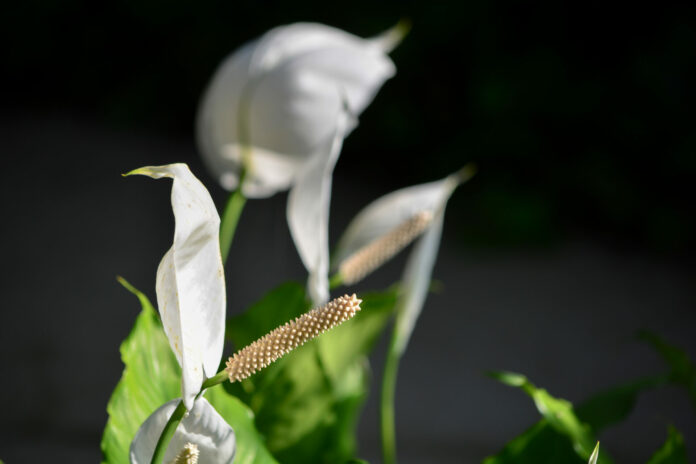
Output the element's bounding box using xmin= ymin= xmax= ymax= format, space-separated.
xmin=97 ymin=20 xmax=693 ymax=464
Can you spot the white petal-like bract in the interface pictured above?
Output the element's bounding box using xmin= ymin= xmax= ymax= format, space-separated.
xmin=333 ymin=167 xmax=474 ymax=354
xmin=130 ymin=398 xmax=235 ymax=464
xmin=128 ymin=164 xmax=226 ymax=410
xmin=394 ymin=212 xmax=444 ymax=354
xmin=196 ymin=22 xmax=401 ymax=197
xmin=287 ymin=109 xmax=349 ymax=304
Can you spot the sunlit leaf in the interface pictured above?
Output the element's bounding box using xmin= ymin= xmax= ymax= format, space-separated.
xmin=205 ymin=386 xmax=278 ymax=464
xmin=102 ymin=278 xmax=273 ymax=464
xmin=646 ymin=426 xmax=688 ymax=464
xmin=101 ymin=278 xmax=181 ymax=464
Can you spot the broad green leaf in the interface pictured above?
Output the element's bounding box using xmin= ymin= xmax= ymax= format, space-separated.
xmin=226 ymin=282 xmax=397 ymax=463
xmin=639 ymin=331 xmax=696 ymax=409
xmin=646 ymin=426 xmax=688 ymax=464
xmin=205 ymin=385 xmax=278 ymax=464
xmin=576 ymin=376 xmax=665 ymax=431
xmin=317 ymin=287 xmax=397 ymax=387
xmin=486 ymin=371 xmax=611 ymax=464
xmin=103 ymin=278 xmax=273 ymax=464
xmin=101 ymin=278 xmax=181 ymax=464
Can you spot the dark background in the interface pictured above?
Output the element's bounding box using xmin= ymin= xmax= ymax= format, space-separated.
xmin=1 ymin=1 xmax=695 ymax=462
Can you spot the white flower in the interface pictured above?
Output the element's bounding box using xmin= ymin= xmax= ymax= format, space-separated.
xmin=126 ymin=164 xmax=226 ymax=410
xmin=130 ymin=398 xmax=235 ymax=464
xmin=196 ymin=21 xmax=407 ymax=304
xmin=333 ymin=167 xmax=474 ymax=353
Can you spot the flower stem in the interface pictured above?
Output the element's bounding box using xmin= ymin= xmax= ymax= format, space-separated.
xmin=201 ymin=370 xmax=229 ymax=389
xmin=329 ymin=272 xmax=343 ymax=289
xmin=149 ymin=370 xmax=228 ymax=464
xmin=380 ymin=326 xmax=401 ymax=464
xmin=150 ymin=400 xmax=186 ymax=464
xmin=219 ymin=169 xmax=247 ymax=265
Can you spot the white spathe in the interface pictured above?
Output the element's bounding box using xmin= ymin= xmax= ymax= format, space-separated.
xmin=130 ymin=398 xmax=235 ymax=464
xmin=196 ymin=22 xmax=402 ymax=196
xmin=333 ymin=167 xmax=473 ymax=354
xmin=127 ymin=164 xmax=226 ymax=410
xmin=197 ymin=22 xmax=405 ymax=305
xmin=287 ymin=110 xmax=348 ymax=304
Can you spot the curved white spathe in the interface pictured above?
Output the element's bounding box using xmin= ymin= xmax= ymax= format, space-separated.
xmin=130 ymin=398 xmax=235 ymax=464
xmin=196 ymin=22 xmax=403 ymax=198
xmin=333 ymin=167 xmax=474 ymax=353
xmin=287 ymin=109 xmax=349 ymax=304
xmin=127 ymin=164 xmax=226 ymax=410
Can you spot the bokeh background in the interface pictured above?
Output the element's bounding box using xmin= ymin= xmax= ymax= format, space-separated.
xmin=2 ymin=1 xmax=695 ymax=462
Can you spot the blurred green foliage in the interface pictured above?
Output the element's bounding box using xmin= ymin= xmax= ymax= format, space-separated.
xmin=487 ymin=333 xmax=696 ymax=464
xmin=647 ymin=427 xmax=688 ymax=464
xmin=225 ymin=283 xmax=397 ymax=463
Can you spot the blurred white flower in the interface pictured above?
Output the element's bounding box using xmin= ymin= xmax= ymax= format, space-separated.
xmin=197 ymin=21 xmax=407 ymax=304
xmin=130 ymin=397 xmax=235 ymax=464
xmin=126 ymin=164 xmax=226 ymax=410
xmin=333 ymin=166 xmax=474 ymax=353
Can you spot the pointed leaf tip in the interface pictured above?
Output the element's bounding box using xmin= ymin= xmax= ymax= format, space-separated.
xmin=487 ymin=370 xmax=528 ymax=387
xmin=588 ymin=442 xmax=600 ymax=464
xmin=117 ymin=276 xmax=138 ymax=294
xmin=456 ymin=163 xmax=477 ymax=184
xmin=373 ymin=18 xmax=412 ymax=53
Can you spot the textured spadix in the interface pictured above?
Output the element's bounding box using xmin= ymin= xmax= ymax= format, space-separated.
xmin=226 ymin=294 xmax=361 ymax=382
xmin=170 ymin=443 xmax=199 ymax=464
xmin=338 ymin=210 xmax=434 ymax=285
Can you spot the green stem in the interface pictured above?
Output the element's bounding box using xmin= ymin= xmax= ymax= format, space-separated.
xmin=219 ymin=171 xmax=247 ymax=265
xmin=202 ymin=370 xmax=229 ymax=389
xmin=149 ymin=369 xmax=229 ymax=464
xmin=150 ymin=400 xmax=186 ymax=464
xmin=380 ymin=326 xmax=402 ymax=464
xmin=329 ymin=272 xmax=343 ymax=289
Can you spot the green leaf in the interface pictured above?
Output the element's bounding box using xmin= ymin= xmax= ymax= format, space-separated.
xmin=101 ymin=278 xmax=181 ymax=464
xmin=486 ymin=371 xmax=611 ymax=464
xmin=226 ymin=283 xmax=397 ymax=463
xmin=639 ymin=331 xmax=696 ymax=409
xmin=576 ymin=376 xmax=665 ymax=431
xmin=317 ymin=287 xmax=397 ymax=388
xmin=483 ymin=420 xmax=585 ymax=464
xmin=205 ymin=386 xmax=278 ymax=464
xmin=102 ymin=278 xmax=274 ymax=464
xmin=646 ymin=426 xmax=688 ymax=464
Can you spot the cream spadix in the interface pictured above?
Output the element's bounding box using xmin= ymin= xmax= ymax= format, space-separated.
xmin=125 ymin=164 xmax=225 ymax=410
xmin=226 ymin=294 xmax=362 ymax=382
